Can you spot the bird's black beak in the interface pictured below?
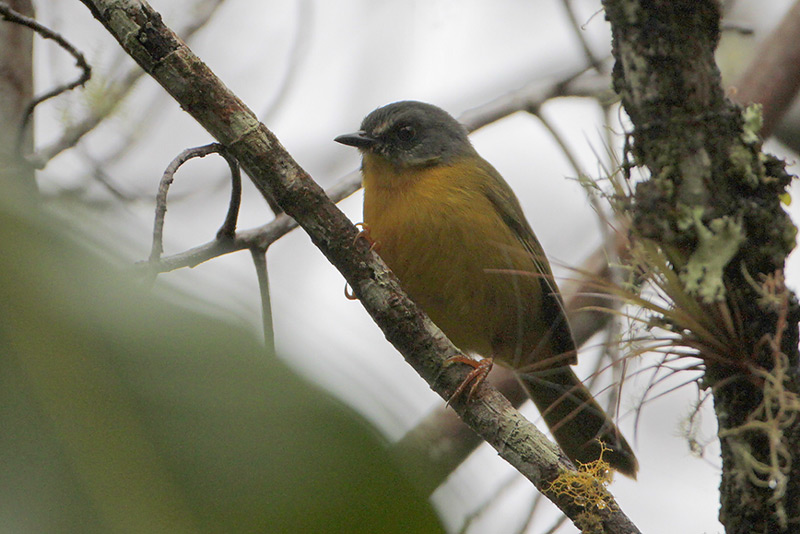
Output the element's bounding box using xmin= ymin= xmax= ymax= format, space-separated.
xmin=334 ymin=131 xmax=376 ymax=149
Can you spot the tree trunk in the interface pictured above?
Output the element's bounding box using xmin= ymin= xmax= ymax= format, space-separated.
xmin=0 ymin=0 xmax=36 ymax=194
xmin=603 ymin=1 xmax=800 ymax=532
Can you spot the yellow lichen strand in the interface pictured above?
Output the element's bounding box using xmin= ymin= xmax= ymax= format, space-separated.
xmin=547 ymin=441 xmax=615 ymax=515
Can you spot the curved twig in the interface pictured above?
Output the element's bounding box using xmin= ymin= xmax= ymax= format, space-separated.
xmin=0 ymin=1 xmax=91 ymax=162
xmin=33 ymin=0 xmax=228 ymax=169
xmin=149 ymin=143 xmax=241 ymax=264
xmin=559 ymin=0 xmax=605 ymax=73
xmin=216 ymin=149 xmax=242 ymax=240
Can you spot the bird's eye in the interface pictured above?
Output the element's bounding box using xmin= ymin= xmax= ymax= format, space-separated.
xmin=396 ymin=125 xmax=416 ymax=143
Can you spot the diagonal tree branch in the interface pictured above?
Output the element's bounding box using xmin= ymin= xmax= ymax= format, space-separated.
xmin=77 ymin=0 xmax=640 ymax=531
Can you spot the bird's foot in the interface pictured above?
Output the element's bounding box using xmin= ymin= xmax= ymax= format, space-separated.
xmin=345 ymin=223 xmax=382 ymax=300
xmin=354 ymin=222 xmax=380 ymax=252
xmin=444 ymin=356 xmax=493 ymax=406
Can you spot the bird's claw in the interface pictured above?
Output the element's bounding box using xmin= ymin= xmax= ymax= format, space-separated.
xmin=445 ymin=356 xmax=494 ymax=406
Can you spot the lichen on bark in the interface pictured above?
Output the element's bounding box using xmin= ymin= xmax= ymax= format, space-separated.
xmin=603 ymin=1 xmax=800 ymax=531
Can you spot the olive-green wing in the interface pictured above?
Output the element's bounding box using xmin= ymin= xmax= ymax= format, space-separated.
xmin=479 ymin=161 xmax=577 ymax=364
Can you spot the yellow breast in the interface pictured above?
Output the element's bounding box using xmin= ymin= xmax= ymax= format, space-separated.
xmin=362 ymin=153 xmax=545 ymax=364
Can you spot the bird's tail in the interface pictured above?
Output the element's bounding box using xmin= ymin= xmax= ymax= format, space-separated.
xmin=516 ymin=367 xmax=638 ymax=478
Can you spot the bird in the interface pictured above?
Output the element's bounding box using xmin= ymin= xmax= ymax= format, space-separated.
xmin=335 ymin=100 xmax=637 ymax=477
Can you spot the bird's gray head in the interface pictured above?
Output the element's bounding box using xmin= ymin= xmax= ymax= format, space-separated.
xmin=335 ymin=101 xmax=474 ymax=167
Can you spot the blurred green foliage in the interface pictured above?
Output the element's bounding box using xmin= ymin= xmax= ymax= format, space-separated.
xmin=0 ymin=188 xmax=441 ymax=533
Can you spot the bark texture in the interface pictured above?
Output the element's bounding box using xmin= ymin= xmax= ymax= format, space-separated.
xmin=604 ymin=1 xmax=800 ymax=532
xmin=0 ymin=0 xmax=35 ymax=193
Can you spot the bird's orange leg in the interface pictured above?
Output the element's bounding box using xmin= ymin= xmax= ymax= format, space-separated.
xmin=444 ymin=356 xmax=493 ymax=405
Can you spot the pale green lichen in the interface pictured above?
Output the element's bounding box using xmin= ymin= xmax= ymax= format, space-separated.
xmin=728 ymin=105 xmax=766 ymax=187
xmin=742 ymin=104 xmax=764 ymax=145
xmin=729 ymin=144 xmax=761 ymax=188
xmin=676 ymin=205 xmax=702 ymax=231
xmin=680 ymin=209 xmax=745 ymax=303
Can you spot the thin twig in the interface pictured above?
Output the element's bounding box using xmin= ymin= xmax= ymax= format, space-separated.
xmin=559 ymin=0 xmax=604 ymax=73
xmin=0 ymin=1 xmax=91 ymax=161
xmin=259 ymin=0 xmax=312 ymax=123
xmin=730 ymin=0 xmax=800 ymax=137
xmin=149 ymin=143 xmax=241 ymax=264
xmin=460 ymin=70 xmax=613 ymax=132
xmin=529 ymin=105 xmax=587 ymax=178
xmin=145 ymin=173 xmax=356 ymax=274
xmin=720 ymin=21 xmax=754 ymax=35
xmin=542 ymin=514 xmax=570 ymax=534
xmin=216 ymin=150 xmax=241 ymax=240
xmin=456 ymin=473 xmax=525 ymax=534
xmin=250 ymin=246 xmax=276 ymax=353
xmin=33 ymin=0 xmax=227 ymax=168
xmin=514 ymin=492 xmax=545 ymax=534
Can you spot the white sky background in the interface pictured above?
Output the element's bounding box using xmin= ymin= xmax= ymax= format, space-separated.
xmin=34 ymin=1 xmax=800 ymax=532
